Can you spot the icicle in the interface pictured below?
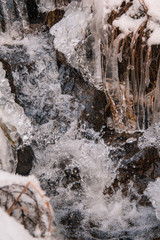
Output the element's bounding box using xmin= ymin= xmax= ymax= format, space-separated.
xmin=153 ymin=66 xmax=160 ymax=123
xmin=94 ymin=37 xmax=102 ymax=85
xmin=145 ymin=46 xmax=151 ymax=87
xmin=89 ymin=0 xmax=106 ymax=87
xmin=131 ymin=49 xmax=138 ymax=105
xmin=137 ymin=46 xmax=145 ymax=129
xmin=145 ymin=94 xmax=152 ymax=128
xmin=110 ymin=34 xmax=125 ymax=105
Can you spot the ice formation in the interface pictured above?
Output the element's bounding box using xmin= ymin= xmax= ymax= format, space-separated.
xmin=50 ymin=0 xmax=160 ymax=131
xmin=1 ymin=0 xmax=160 ymax=239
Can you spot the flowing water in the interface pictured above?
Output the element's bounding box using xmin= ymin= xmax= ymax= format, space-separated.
xmin=1 ymin=0 xmax=160 ymax=239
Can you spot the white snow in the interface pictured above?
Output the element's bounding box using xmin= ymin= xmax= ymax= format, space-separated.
xmin=145 ymin=0 xmax=160 ymax=21
xmin=0 ymin=170 xmax=50 ymax=208
xmin=113 ymin=15 xmax=146 ymax=35
xmin=0 ymin=208 xmax=35 ymax=240
xmin=148 ymin=25 xmax=160 ymax=45
xmin=0 ymin=170 xmax=54 ymax=239
xmin=105 ymin=0 xmax=123 ymax=10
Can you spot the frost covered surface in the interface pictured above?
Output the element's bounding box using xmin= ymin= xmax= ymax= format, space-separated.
xmin=113 ymin=15 xmax=146 ymax=35
xmin=109 ymin=0 xmax=160 ymax=45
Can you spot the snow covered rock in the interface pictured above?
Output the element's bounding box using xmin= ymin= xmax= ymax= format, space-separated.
xmin=0 ymin=170 xmax=54 ymax=239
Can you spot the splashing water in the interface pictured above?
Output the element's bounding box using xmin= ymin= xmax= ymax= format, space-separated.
xmin=1 ymin=0 xmax=160 ymax=239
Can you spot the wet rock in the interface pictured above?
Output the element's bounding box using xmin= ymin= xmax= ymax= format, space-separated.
xmin=89 ymin=227 xmax=160 ymax=240
xmin=16 ymin=145 xmax=34 ymax=176
xmin=38 ymin=156 xmax=82 ymax=197
xmin=0 ymin=59 xmax=19 ymax=103
xmin=60 ymin=210 xmax=84 ymax=237
xmin=102 ymin=128 xmax=142 ymax=146
xmin=62 ymin=167 xmax=81 ymax=190
xmin=39 ymin=176 xmax=60 ymax=196
xmin=104 ymin=146 xmax=160 ymax=199
xmin=59 ymin=64 xmax=107 ymax=131
xmin=26 ymin=0 xmax=39 ymax=23
xmin=44 ymin=9 xmax=65 ymax=29
xmin=56 ymin=50 xmax=69 ymax=67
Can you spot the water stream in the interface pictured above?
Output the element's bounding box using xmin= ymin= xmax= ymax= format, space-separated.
xmin=1 ymin=0 xmax=160 ymax=239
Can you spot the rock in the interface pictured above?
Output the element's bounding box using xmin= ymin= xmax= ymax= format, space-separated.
xmin=16 ymin=145 xmax=34 ymax=176
xmin=62 ymin=167 xmax=81 ymax=190
xmin=104 ymin=146 xmax=160 ymax=201
xmin=59 ymin=64 xmax=107 ymax=131
xmin=26 ymin=0 xmax=39 ymax=23
xmin=44 ymin=9 xmax=65 ymax=29
xmin=60 ymin=210 xmax=84 ymax=237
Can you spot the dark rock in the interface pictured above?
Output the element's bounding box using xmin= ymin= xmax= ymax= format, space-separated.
xmin=26 ymin=0 xmax=38 ymax=22
xmin=62 ymin=167 xmax=81 ymax=189
xmin=85 ymin=35 xmax=94 ymax=61
xmin=104 ymin=146 xmax=160 ymax=200
xmin=60 ymin=210 xmax=84 ymax=237
xmin=59 ymin=65 xmax=107 ymax=131
xmin=102 ymin=128 xmax=142 ymax=146
xmin=56 ymin=50 xmax=70 ymax=68
xmin=16 ymin=145 xmax=34 ymax=176
xmin=39 ymin=177 xmax=60 ymax=196
xmin=44 ymin=9 xmax=65 ymax=29
xmin=0 ymin=1 xmax=5 ymax=32
xmin=0 ymin=59 xmax=19 ymax=103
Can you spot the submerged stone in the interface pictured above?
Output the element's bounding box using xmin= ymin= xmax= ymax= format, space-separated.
xmin=59 ymin=64 xmax=107 ymax=131
xmin=104 ymin=146 xmax=160 ymax=202
xmin=16 ymin=145 xmax=34 ymax=176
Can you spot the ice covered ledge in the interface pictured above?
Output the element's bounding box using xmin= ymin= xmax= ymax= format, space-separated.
xmin=50 ymin=0 xmax=160 ymax=132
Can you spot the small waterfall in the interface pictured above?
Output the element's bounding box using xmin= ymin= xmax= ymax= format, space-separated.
xmin=0 ymin=1 xmax=160 ymax=240
xmin=85 ymin=0 xmax=160 ymax=131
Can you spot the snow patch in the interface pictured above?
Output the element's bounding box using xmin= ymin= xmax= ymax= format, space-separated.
xmin=0 ymin=208 xmax=34 ymax=240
